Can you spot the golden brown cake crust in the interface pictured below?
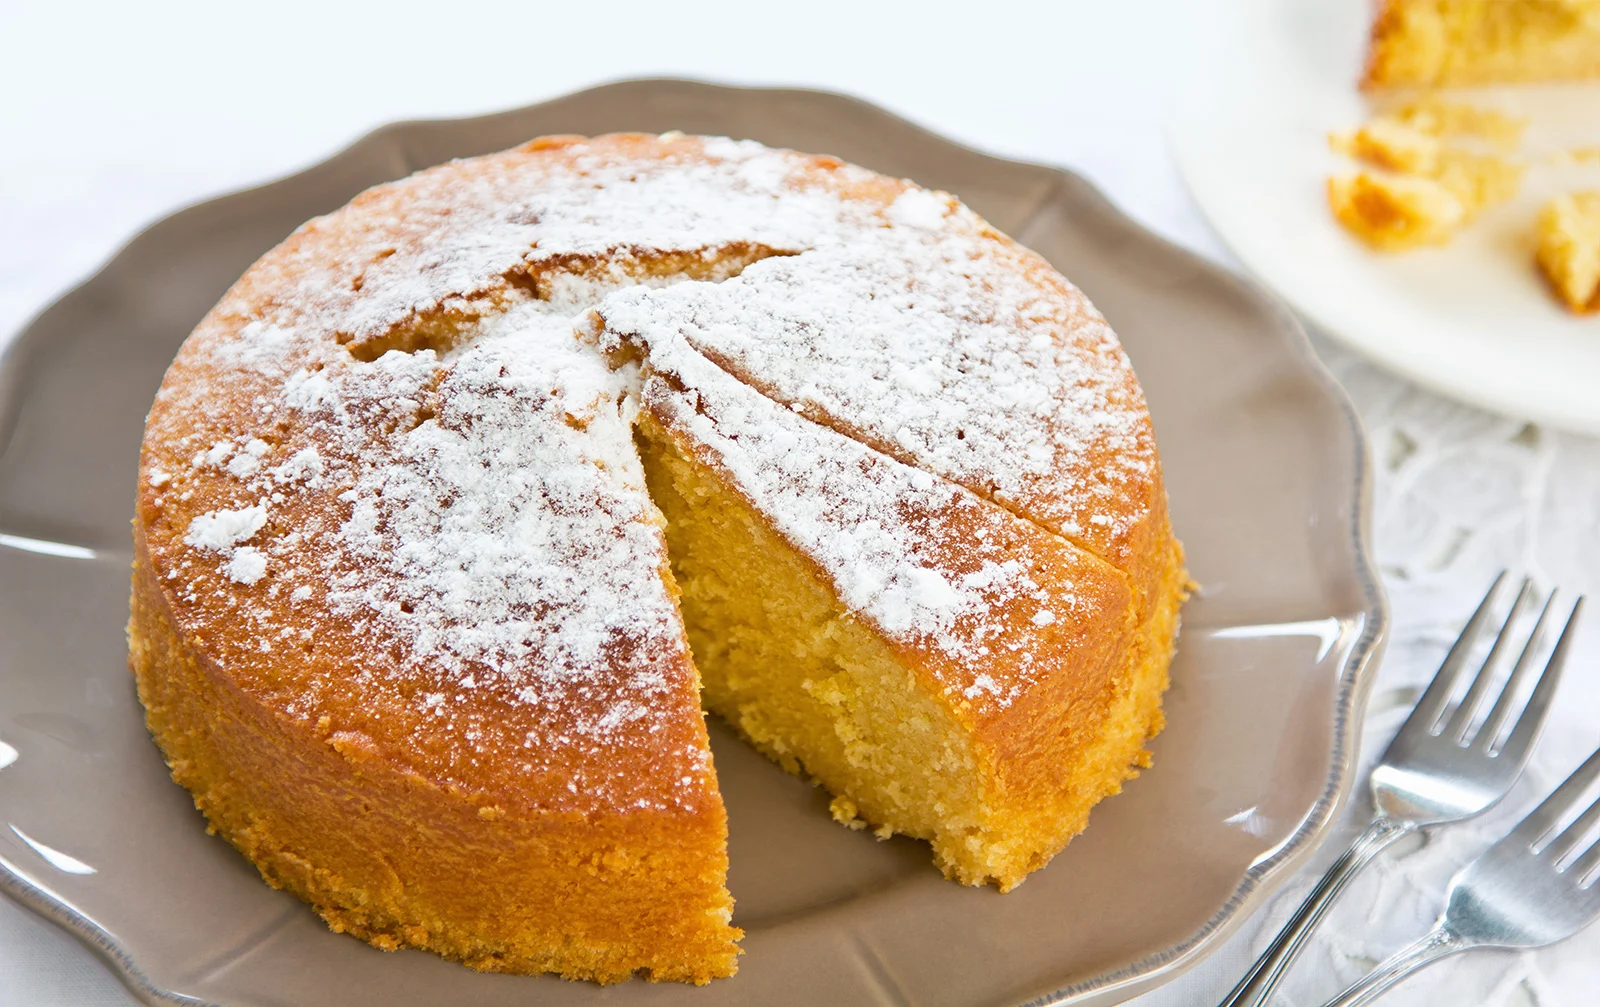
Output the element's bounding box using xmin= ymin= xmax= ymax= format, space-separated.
xmin=130 ymin=133 xmax=1185 ymax=979
xmin=129 ymin=532 xmax=737 ymax=983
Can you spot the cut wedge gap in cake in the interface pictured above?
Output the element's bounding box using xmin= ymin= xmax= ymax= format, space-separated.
xmin=338 ymin=243 xmax=797 ymax=363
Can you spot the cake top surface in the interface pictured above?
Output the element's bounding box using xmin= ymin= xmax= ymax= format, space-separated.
xmin=136 ymin=133 xmax=1163 ymax=813
xmin=596 ymin=191 xmax=1159 ymax=565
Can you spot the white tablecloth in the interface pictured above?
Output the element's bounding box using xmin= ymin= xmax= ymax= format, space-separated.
xmin=4 ymin=2 xmax=1598 ymax=1004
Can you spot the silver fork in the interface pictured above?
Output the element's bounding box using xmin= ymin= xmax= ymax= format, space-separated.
xmin=1219 ymin=573 xmax=1584 ymax=1007
xmin=1319 ymin=742 xmax=1600 ymax=1006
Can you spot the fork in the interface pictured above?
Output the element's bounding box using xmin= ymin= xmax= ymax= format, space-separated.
xmin=1318 ymin=741 xmax=1600 ymax=1006
xmin=1219 ymin=573 xmax=1584 ymax=1007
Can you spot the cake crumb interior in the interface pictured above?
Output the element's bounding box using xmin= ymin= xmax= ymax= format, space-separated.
xmin=636 ymin=415 xmax=1001 ymax=883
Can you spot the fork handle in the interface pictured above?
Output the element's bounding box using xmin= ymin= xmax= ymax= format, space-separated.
xmin=1318 ymin=927 xmax=1468 ymax=1007
xmin=1217 ymin=817 xmax=1415 ymax=1007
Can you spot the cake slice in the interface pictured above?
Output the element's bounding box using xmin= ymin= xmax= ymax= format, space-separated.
xmin=598 ymin=313 xmax=1169 ymax=891
xmin=1365 ymin=0 xmax=1600 ymax=88
xmin=1536 ymin=190 xmax=1600 ymax=311
xmin=131 ymin=303 xmax=742 ymax=983
xmin=594 ymin=194 xmax=1181 ymax=632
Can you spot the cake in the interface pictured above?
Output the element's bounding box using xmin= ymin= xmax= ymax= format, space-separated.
xmin=1329 ymin=170 xmax=1470 ymax=249
xmin=1536 ymin=190 xmax=1600 ymax=310
xmin=1328 ymin=99 xmax=1525 ymax=251
xmin=1364 ymin=0 xmax=1600 ymax=88
xmin=128 ymin=134 xmax=1187 ymax=984
xmin=1351 ymin=5 xmax=1600 ymax=303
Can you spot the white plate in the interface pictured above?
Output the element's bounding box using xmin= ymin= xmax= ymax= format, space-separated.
xmin=1171 ymin=0 xmax=1600 ymax=435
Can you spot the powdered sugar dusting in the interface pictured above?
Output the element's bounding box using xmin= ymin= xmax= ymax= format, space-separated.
xmin=964 ymin=674 xmax=1001 ymax=700
xmin=225 ymin=547 xmax=268 ymax=586
xmin=211 ymin=320 xmax=295 ymax=368
xmin=611 ymin=317 xmax=1092 ymax=699
xmin=184 ymin=503 xmax=268 ymax=551
xmin=283 ymin=369 xmax=337 ymax=411
xmin=596 ymin=209 xmax=1157 ymax=559
xmin=269 ymin=447 xmax=324 ymax=485
xmin=225 ymin=439 xmax=271 ymax=478
xmin=886 ymin=188 xmax=952 ymax=230
xmin=184 ymin=503 xmax=271 ymax=585
xmin=323 ymin=301 xmax=681 ymax=692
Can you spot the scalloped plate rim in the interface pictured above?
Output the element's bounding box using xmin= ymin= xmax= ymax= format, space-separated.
xmin=0 ymin=77 xmax=1388 ymax=1007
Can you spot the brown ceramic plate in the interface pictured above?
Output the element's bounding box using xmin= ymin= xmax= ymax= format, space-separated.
xmin=0 ymin=80 xmax=1385 ymax=1007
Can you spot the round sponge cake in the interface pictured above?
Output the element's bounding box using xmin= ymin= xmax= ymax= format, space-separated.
xmin=128 ymin=134 xmax=1187 ymax=984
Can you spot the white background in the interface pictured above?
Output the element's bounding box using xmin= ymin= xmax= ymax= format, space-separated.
xmin=4 ymin=2 xmax=1599 ymax=1005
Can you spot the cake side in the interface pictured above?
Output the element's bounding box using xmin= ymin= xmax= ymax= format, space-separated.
xmin=129 ymin=526 xmax=739 ymax=983
xmin=980 ymin=526 xmax=1184 ymax=882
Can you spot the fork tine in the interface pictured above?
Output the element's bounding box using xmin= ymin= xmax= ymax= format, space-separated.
xmin=1499 ymin=597 xmax=1585 ymax=765
xmin=1446 ymin=578 xmax=1533 ymax=742
xmin=1546 ymin=790 xmax=1600 ymax=864
xmin=1477 ymin=590 xmax=1559 ymax=752
xmin=1567 ymin=833 xmax=1600 ymax=885
xmin=1403 ymin=571 xmax=1507 ymax=736
xmin=1513 ymin=742 xmax=1600 ymax=846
